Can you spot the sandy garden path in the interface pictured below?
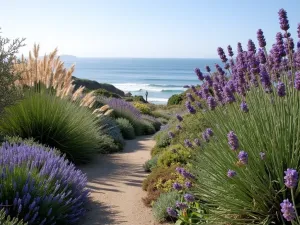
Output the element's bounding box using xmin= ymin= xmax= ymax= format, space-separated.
xmin=80 ymin=135 xmax=159 ymax=225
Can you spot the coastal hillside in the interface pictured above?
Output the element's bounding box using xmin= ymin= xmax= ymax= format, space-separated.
xmin=72 ymin=76 xmax=125 ymax=96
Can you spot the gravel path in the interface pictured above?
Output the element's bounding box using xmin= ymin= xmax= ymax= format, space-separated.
xmin=80 ymin=135 xmax=158 ymax=225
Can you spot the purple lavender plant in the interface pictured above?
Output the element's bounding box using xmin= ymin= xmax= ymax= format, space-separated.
xmin=184 ymin=139 xmax=193 ymax=148
xmin=205 ymin=65 xmax=211 ymax=73
xmin=227 ymin=169 xmax=237 ymax=178
xmin=176 ymin=202 xmax=188 ymax=210
xmin=184 ymin=194 xmax=195 ymax=202
xmin=280 ymin=199 xmax=296 ymax=221
xmin=185 ymin=181 xmax=192 ymax=188
xmin=207 ymin=96 xmax=217 ymax=110
xmin=228 ymin=131 xmax=239 ymax=151
xmin=240 ymin=101 xmax=249 ymax=112
xmin=176 ymin=114 xmax=183 ymax=122
xmin=195 ymin=68 xmax=204 ymax=80
xmin=168 ymin=131 xmax=175 ymax=139
xmin=238 ymin=151 xmax=248 ymax=165
xmin=185 ymin=101 xmax=196 ymax=114
xmin=0 ymin=143 xmax=88 ymax=225
xmin=217 ymin=47 xmax=228 ymax=63
xmin=257 ymin=29 xmax=267 ymax=48
xmin=173 ymin=182 xmax=183 ymax=191
xmin=186 ymin=93 xmax=195 ymax=102
xmin=278 ymin=8 xmax=290 ymax=31
xmin=167 ymin=207 xmax=178 ymax=218
xmin=277 ymin=82 xmax=286 ymax=97
xmin=284 ymin=168 xmax=298 ymax=189
xmin=194 ymin=138 xmax=201 ymax=146
xmin=227 ymin=45 xmax=234 ymax=57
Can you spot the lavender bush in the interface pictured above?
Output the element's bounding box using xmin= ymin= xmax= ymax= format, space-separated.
xmin=0 ymin=143 xmax=88 ymax=225
xmin=175 ymin=9 xmax=300 ymax=224
xmin=103 ymin=98 xmax=144 ymax=135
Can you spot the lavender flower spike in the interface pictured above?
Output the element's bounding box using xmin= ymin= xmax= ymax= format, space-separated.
xmin=227 ymin=131 xmax=239 ymax=150
xmin=173 ymin=182 xmax=183 ymax=191
xmin=167 ymin=207 xmax=178 ymax=218
xmin=205 ymin=65 xmax=211 ymax=73
xmin=238 ymin=151 xmax=248 ymax=165
xmin=184 ymin=193 xmax=195 ymax=202
xmin=185 ymin=101 xmax=196 ymax=114
xmin=257 ymin=29 xmax=266 ymax=48
xmin=176 ymin=201 xmax=188 ymax=210
xmin=206 ymin=128 xmax=214 ymax=137
xmin=195 ymin=68 xmax=204 ymax=80
xmin=294 ymin=72 xmax=300 ymax=90
xmin=227 ymin=45 xmax=234 ymax=57
xmin=278 ymin=8 xmax=290 ymax=31
xmin=168 ymin=131 xmax=175 ymax=139
xmin=280 ymin=199 xmax=296 ymax=221
xmin=240 ymin=101 xmax=249 ymax=113
xmin=227 ymin=169 xmax=237 ymax=178
xmin=207 ymin=96 xmax=217 ymax=110
xmin=184 ymin=139 xmax=193 ymax=148
xmin=284 ymin=168 xmax=298 ymax=189
xmin=277 ymin=82 xmax=286 ymax=97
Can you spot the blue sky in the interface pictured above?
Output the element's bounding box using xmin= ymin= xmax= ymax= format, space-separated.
xmin=0 ymin=0 xmax=299 ymax=58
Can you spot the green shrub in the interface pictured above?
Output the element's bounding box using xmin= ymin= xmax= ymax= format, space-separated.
xmin=116 ymin=118 xmax=136 ymax=140
xmin=143 ymin=155 xmax=159 ymax=172
xmin=167 ymin=94 xmax=183 ymax=106
xmin=153 ymin=192 xmax=181 ymax=222
xmin=98 ymin=114 xmax=124 ymax=146
xmin=155 ymin=130 xmax=171 ymax=148
xmin=94 ymin=88 xmax=121 ymax=98
xmin=0 ymin=91 xmax=101 ymax=164
xmin=142 ymin=165 xmax=178 ymax=206
xmin=133 ymin=102 xmax=151 ymax=114
xmin=142 ymin=120 xmax=156 ymax=135
xmin=0 ymin=31 xmax=24 ymax=113
xmin=151 ymin=146 xmax=166 ymax=157
xmin=157 ymin=145 xmax=190 ymax=168
xmin=97 ymin=134 xmax=122 ymax=153
xmin=142 ymin=115 xmax=162 ymax=131
xmin=0 ymin=209 xmax=27 ymax=225
xmin=156 ymin=117 xmax=168 ymax=125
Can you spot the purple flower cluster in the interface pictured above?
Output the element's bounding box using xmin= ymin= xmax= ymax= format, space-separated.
xmin=217 ymin=47 xmax=228 ymax=63
xmin=227 ymin=169 xmax=237 ymax=178
xmin=184 ymin=139 xmax=193 ymax=148
xmin=227 ymin=131 xmax=239 ymax=151
xmin=0 ymin=143 xmax=88 ymax=225
xmin=167 ymin=207 xmax=177 ymax=218
xmin=184 ymin=194 xmax=195 ymax=202
xmin=278 ymin=8 xmax=290 ymax=31
xmin=173 ymin=182 xmax=183 ymax=191
xmin=280 ymin=199 xmax=296 ymax=221
xmin=176 ymin=201 xmax=188 ymax=210
xmin=176 ymin=114 xmax=183 ymax=122
xmin=284 ymin=168 xmax=298 ymax=189
xmin=195 ymin=68 xmax=204 ymax=80
xmin=238 ymin=151 xmax=248 ymax=165
xmin=185 ymin=101 xmax=196 ymax=114
xmin=176 ymin=167 xmax=195 ymax=179
xmin=240 ymin=101 xmax=249 ymax=112
xmin=105 ymin=98 xmax=142 ymax=120
xmin=168 ymin=131 xmax=175 ymax=139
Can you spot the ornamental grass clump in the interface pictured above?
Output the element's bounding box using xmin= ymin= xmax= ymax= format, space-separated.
xmin=0 ymin=143 xmax=88 ymax=225
xmin=0 ymin=91 xmax=101 ymax=164
xmin=174 ymin=9 xmax=300 ymax=224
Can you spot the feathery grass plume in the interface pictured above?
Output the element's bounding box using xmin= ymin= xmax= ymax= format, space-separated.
xmin=14 ymin=44 xmax=95 ymax=107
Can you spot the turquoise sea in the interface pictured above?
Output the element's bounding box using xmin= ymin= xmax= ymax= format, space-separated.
xmin=64 ymin=58 xmax=221 ymax=104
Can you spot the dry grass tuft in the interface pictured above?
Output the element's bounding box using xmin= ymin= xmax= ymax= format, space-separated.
xmin=14 ymin=44 xmax=95 ymax=107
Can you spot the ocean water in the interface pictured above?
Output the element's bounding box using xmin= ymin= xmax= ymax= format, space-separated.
xmin=64 ymin=58 xmax=221 ymax=104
